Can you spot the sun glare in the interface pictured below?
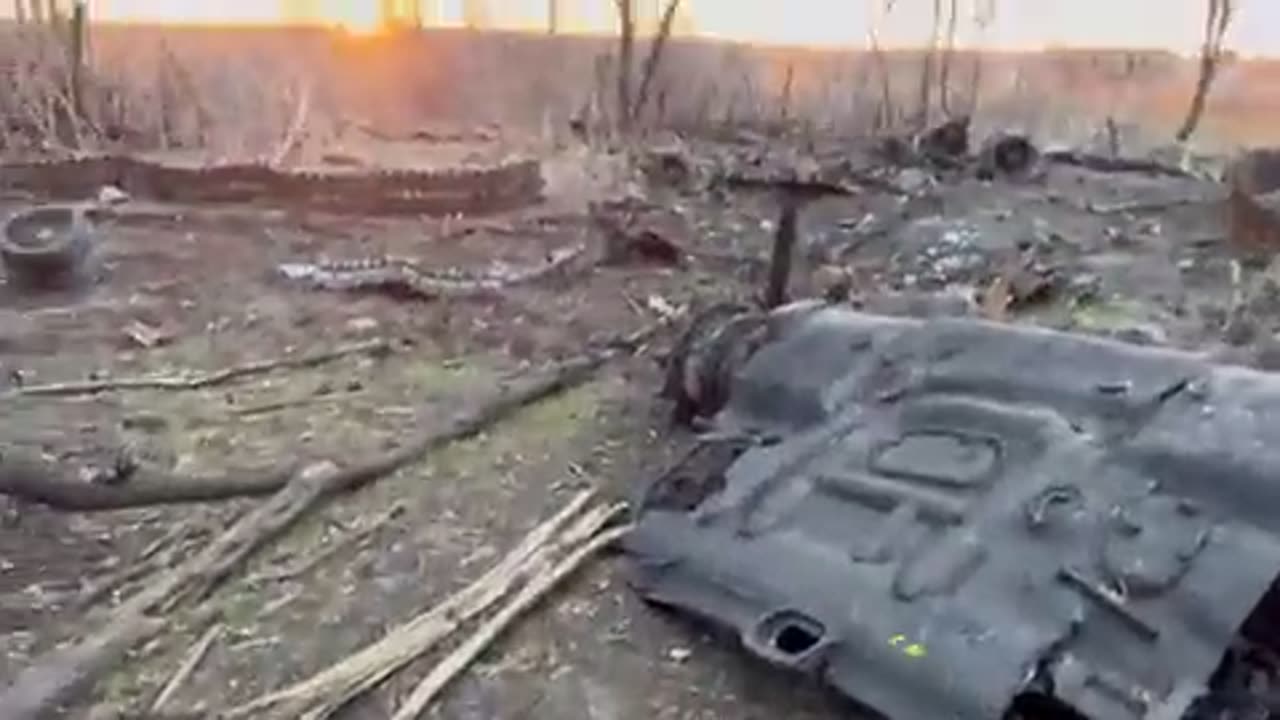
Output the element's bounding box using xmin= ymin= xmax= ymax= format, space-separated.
xmin=328 ymin=1 xmax=382 ymax=34
xmin=11 ymin=1 xmax=1275 ymax=56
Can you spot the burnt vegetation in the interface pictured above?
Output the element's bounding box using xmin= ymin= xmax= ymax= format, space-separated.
xmin=0 ymin=1 xmax=1278 ymax=719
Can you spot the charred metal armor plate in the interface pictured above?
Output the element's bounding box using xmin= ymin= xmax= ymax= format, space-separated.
xmin=630 ymin=305 xmax=1280 ymax=719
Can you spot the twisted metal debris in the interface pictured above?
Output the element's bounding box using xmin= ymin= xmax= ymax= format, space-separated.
xmin=276 ymin=243 xmax=587 ymax=299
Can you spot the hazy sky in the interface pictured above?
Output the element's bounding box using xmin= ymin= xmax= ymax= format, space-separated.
xmin=704 ymin=0 xmax=1276 ymax=56
xmin=22 ymin=1 xmax=1280 ymax=56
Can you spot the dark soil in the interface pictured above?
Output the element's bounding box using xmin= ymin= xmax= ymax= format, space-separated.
xmin=0 ymin=135 xmax=1268 ymax=719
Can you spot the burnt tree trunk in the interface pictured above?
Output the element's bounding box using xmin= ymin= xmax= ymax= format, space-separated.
xmin=867 ymin=0 xmax=896 ymax=131
xmin=614 ymin=0 xmax=635 ymax=133
xmin=765 ymin=198 xmax=799 ymax=309
xmin=1176 ymin=0 xmax=1234 ymax=143
xmin=632 ymin=0 xmax=683 ymax=126
xmin=937 ymin=0 xmax=959 ymax=115
xmin=915 ymin=0 xmax=944 ymax=129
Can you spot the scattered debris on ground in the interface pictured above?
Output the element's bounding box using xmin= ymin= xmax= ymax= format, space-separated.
xmin=2 ymin=117 xmax=1280 ymax=720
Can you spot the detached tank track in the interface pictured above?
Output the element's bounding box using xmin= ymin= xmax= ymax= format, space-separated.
xmin=0 ymin=155 xmax=544 ymax=216
xmin=276 ymin=242 xmax=587 ymax=299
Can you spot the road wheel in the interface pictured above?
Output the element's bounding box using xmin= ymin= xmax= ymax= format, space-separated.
xmin=1 ymin=204 xmax=95 ymax=292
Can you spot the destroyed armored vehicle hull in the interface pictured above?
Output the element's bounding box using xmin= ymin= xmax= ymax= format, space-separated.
xmin=626 ymin=302 xmax=1280 ymax=719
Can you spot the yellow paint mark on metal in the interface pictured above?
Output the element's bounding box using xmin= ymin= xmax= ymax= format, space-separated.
xmin=888 ymin=634 xmax=927 ymax=658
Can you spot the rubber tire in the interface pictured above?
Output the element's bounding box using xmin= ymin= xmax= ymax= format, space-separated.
xmin=1 ymin=204 xmax=94 ymax=292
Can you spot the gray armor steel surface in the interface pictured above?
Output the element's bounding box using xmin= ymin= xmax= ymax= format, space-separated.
xmin=629 ymin=303 xmax=1280 ymax=719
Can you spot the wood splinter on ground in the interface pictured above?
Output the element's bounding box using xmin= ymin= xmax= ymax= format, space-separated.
xmin=5 ymin=338 xmax=392 ymax=398
xmin=76 ymin=523 xmax=211 ymax=609
xmin=0 ymin=451 xmax=298 ymax=511
xmin=245 ymin=502 xmax=407 ymax=585
xmin=392 ymin=521 xmax=631 ymax=720
xmin=224 ymin=491 xmax=626 ymax=720
xmin=0 ymin=331 xmax=648 ymax=720
xmin=0 ymin=322 xmax=665 ymax=512
xmin=148 ymin=622 xmax=225 ymax=713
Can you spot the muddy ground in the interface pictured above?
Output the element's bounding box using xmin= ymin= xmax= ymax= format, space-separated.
xmin=0 ymin=135 xmax=1271 ymax=719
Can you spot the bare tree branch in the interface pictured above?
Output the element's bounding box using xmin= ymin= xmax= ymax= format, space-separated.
xmin=631 ymin=0 xmax=684 ymax=127
xmin=1176 ymin=0 xmax=1235 ymax=142
xmin=867 ymin=0 xmax=897 ymax=132
xmin=0 ymin=452 xmax=295 ymax=511
xmin=937 ymin=0 xmax=960 ymax=115
xmin=614 ymin=0 xmax=635 ymax=133
xmin=916 ymin=0 xmax=944 ymax=128
xmin=966 ymin=0 xmax=997 ymax=116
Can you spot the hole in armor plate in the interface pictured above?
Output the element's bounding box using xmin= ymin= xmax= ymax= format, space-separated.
xmin=756 ymin=610 xmax=826 ymax=658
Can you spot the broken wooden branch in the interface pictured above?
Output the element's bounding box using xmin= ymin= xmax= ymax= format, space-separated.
xmin=1176 ymin=0 xmax=1234 ymax=142
xmin=1088 ymin=193 xmax=1220 ymax=215
xmin=77 ymin=523 xmax=211 ymax=608
xmin=630 ymin=0 xmax=683 ymax=125
xmin=173 ymin=348 xmax=613 ymax=608
xmin=390 ymin=520 xmax=631 ymax=720
xmin=1042 ymin=149 xmax=1195 ymax=179
xmin=244 ymin=502 xmax=405 ymax=585
xmin=222 ymin=491 xmax=609 ymax=720
xmin=233 ymin=391 xmax=364 ymax=418
xmin=269 ymin=80 xmax=312 ymax=169
xmin=0 ymin=452 xmax=295 ymax=510
xmin=6 ymin=339 xmax=391 ymax=398
xmin=1 ymin=319 xmax=661 ymax=512
xmin=0 ymin=340 xmax=631 ymax=719
xmin=149 ymin=622 xmax=224 ymax=714
xmin=0 ymin=609 xmax=165 ymax=720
